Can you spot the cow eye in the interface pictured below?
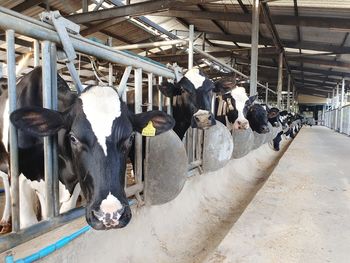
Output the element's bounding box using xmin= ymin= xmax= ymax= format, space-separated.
xmin=69 ymin=134 xmax=79 ymax=145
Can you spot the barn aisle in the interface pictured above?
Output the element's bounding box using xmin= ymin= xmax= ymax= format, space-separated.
xmin=204 ymin=126 xmax=350 ymax=263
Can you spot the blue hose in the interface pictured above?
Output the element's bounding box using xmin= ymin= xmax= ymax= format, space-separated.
xmin=5 ymin=225 xmax=91 ymax=263
xmin=5 ymin=199 xmax=135 ymax=262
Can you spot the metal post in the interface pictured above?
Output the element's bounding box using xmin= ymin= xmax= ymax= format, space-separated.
xmin=134 ymin=68 xmax=142 ymax=195
xmin=7 ymin=29 xmax=20 ymax=232
xmin=82 ymin=0 xmax=88 ymax=13
xmin=249 ymin=0 xmax=259 ymax=96
xmin=287 ymin=74 xmax=291 ymax=111
xmin=332 ymin=88 xmax=335 ymax=110
xmin=340 ymin=78 xmax=345 ymax=133
xmin=158 ymin=76 xmax=163 ymax=111
xmin=277 ymin=52 xmax=283 ymax=109
xmin=33 ymin=40 xmax=40 ymax=67
xmin=42 ymin=41 xmax=54 ymax=219
xmin=50 ymin=43 xmax=60 ymax=217
xmin=108 ymin=37 xmax=113 ymax=86
xmin=292 ymin=85 xmax=296 ymax=111
xmin=335 ymin=84 xmax=339 ymax=130
xmin=147 ymin=73 xmax=153 ymax=111
xmin=265 ymin=82 xmax=269 ymax=105
xmin=188 ymin=24 xmax=194 ymax=69
xmin=117 ymin=65 xmax=132 ymax=102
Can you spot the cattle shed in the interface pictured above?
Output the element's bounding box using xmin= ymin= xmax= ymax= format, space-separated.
xmin=0 ymin=0 xmax=349 ymax=262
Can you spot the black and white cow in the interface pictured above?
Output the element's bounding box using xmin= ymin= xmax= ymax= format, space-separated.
xmin=214 ymin=86 xmax=269 ymax=133
xmin=1 ymin=67 xmax=174 ymax=231
xmin=158 ymin=68 xmax=216 ymax=139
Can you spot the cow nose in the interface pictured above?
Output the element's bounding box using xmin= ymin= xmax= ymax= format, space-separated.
xmin=261 ymin=125 xmax=270 ymax=134
xmin=192 ymin=110 xmax=215 ymax=129
xmin=235 ymin=120 xmax=249 ymax=130
xmin=92 ymin=205 xmax=126 ymax=228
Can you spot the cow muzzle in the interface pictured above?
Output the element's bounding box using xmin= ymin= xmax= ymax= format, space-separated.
xmin=191 ymin=110 xmax=216 ymax=129
xmin=233 ymin=119 xmax=249 ymax=130
xmin=88 ymin=193 xmax=132 ymax=230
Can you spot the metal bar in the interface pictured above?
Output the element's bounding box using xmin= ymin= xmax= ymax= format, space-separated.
xmin=7 ymin=29 xmax=20 ymax=232
xmin=158 ymin=76 xmax=163 ymax=111
xmin=187 ymin=128 xmax=193 ymax=163
xmin=265 ymin=82 xmax=269 ymax=104
xmin=335 ymin=84 xmax=339 ymax=131
xmin=82 ymin=0 xmax=88 ymax=13
xmin=0 ymin=207 xmax=84 ymax=253
xmin=188 ymin=24 xmax=194 ymax=69
xmin=108 ymin=37 xmax=113 ymax=86
xmin=0 ymin=7 xmax=175 ymax=79
xmin=196 ymin=129 xmax=202 ymax=161
xmin=115 ymin=39 xmax=187 ymax=50
xmin=192 ymin=46 xmax=273 ymax=92
xmin=50 ymin=43 xmax=60 ymax=217
xmin=287 ymin=74 xmax=291 ymax=110
xmin=33 ymin=39 xmax=40 ymax=67
xmin=42 ymin=41 xmax=54 ymax=219
xmin=277 ymin=52 xmax=283 ymax=108
xmin=134 ymin=68 xmax=143 ymax=195
xmin=340 ymin=78 xmax=345 ymax=133
xmin=147 ymin=73 xmax=153 ymax=111
xmin=211 ymin=92 xmax=216 ymax=115
xmin=118 ymin=65 xmax=132 ymax=99
xmin=249 ymin=0 xmax=259 ymax=96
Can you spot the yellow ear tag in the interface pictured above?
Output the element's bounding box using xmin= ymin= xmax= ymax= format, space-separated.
xmin=141 ymin=121 xmax=156 ymax=137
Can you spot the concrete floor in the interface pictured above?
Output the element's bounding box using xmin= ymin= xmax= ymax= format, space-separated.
xmin=204 ymin=126 xmax=350 ymax=263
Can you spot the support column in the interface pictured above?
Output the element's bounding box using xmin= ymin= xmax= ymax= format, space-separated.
xmin=108 ymin=37 xmax=113 ymax=86
xmin=188 ymin=25 xmax=194 ymax=69
xmin=340 ymin=78 xmax=345 ymax=133
xmin=287 ymin=74 xmax=291 ymax=111
xmin=335 ymin=84 xmax=339 ymax=130
xmin=265 ymin=82 xmax=269 ymax=105
xmin=292 ymin=85 xmax=296 ymax=111
xmin=277 ymin=52 xmax=283 ymax=109
xmin=7 ymin=29 xmax=20 ymax=232
xmin=249 ymin=0 xmax=259 ymax=96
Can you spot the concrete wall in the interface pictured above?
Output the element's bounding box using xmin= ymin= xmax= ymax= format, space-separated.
xmin=31 ymin=138 xmax=291 ymax=263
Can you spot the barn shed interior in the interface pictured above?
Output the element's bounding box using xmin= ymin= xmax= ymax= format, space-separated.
xmin=0 ymin=0 xmax=349 ymax=262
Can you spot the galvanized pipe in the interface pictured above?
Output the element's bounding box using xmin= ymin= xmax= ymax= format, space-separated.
xmin=115 ymin=39 xmax=187 ymax=50
xmin=249 ymin=0 xmax=259 ymax=96
xmin=108 ymin=37 xmax=113 ymax=86
xmin=42 ymin=41 xmax=55 ymax=219
xmin=340 ymin=78 xmax=345 ymax=133
xmin=277 ymin=52 xmax=283 ymax=108
xmin=147 ymin=73 xmax=153 ymax=111
xmin=265 ymin=82 xmax=269 ymax=104
xmin=188 ymin=25 xmax=194 ymax=69
xmin=33 ymin=39 xmax=40 ymax=67
xmin=50 ymin=43 xmax=60 ymax=217
xmin=0 ymin=7 xmax=175 ymax=79
xmin=158 ymin=76 xmax=163 ymax=111
xmin=7 ymin=29 xmax=20 ymax=232
xmin=335 ymin=83 xmax=339 ymax=130
xmin=118 ymin=65 xmax=132 ymax=101
xmin=134 ymin=68 xmax=143 ymax=195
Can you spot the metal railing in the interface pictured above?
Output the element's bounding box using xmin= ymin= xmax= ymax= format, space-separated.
xmin=0 ymin=6 xmax=179 ymax=252
xmin=324 ymin=105 xmax=350 ymax=136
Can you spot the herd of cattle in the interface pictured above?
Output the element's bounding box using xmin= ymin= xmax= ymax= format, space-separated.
xmin=0 ymin=66 xmax=303 ymax=233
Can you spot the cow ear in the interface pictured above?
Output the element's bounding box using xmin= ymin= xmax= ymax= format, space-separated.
xmin=10 ymin=107 xmax=66 ymax=137
xmin=213 ymin=80 xmax=234 ymax=94
xmin=248 ymin=94 xmax=258 ymax=104
xmin=158 ymin=80 xmax=182 ymax=97
xmin=131 ymin=110 xmax=175 ymax=136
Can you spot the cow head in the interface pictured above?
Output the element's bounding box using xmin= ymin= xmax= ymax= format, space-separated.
xmin=10 ymin=86 xmax=174 ymax=230
xmin=246 ymin=104 xmax=270 ymax=134
xmin=267 ymin=107 xmax=280 ymax=127
xmin=159 ymin=68 xmax=216 ymax=130
xmin=215 ymin=87 xmax=256 ymax=130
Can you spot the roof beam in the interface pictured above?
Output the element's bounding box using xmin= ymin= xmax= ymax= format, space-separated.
xmin=66 ymin=0 xmax=218 ymax=24
xmin=153 ymin=9 xmax=350 ymax=30
xmin=12 ymin=0 xmax=44 ymax=13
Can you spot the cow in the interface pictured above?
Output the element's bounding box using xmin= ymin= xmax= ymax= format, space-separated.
xmin=1 ymin=66 xmax=175 ymax=231
xmin=158 ymin=68 xmax=216 ymax=139
xmin=214 ymin=85 xmax=269 ymax=133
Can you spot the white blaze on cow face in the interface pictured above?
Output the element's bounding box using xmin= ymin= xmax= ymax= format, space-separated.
xmin=184 ymin=68 xmax=205 ymax=89
xmin=230 ymin=87 xmax=249 ymax=130
xmin=80 ymin=86 xmax=121 ymax=155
